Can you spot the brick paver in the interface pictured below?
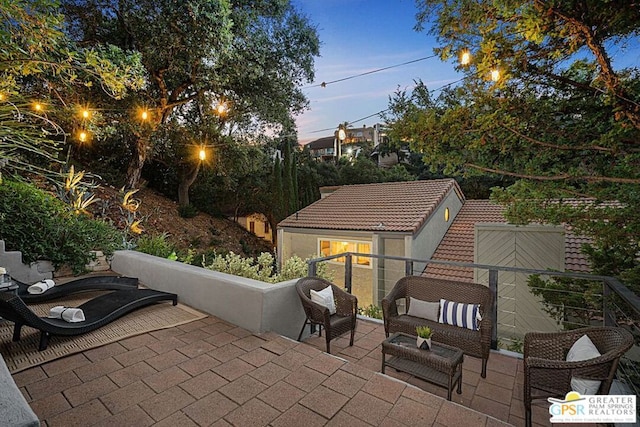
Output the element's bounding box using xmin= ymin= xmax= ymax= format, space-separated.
xmin=15 ymin=316 xmax=530 ymax=427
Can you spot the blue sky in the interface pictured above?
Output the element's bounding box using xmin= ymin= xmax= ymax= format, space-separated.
xmin=292 ymin=0 xmax=461 ymax=143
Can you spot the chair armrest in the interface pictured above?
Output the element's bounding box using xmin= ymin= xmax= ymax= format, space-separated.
xmin=381 ymin=278 xmax=407 ymax=319
xmin=525 ymin=351 xmax=620 ymax=371
xmin=334 ymin=285 xmax=358 ymax=316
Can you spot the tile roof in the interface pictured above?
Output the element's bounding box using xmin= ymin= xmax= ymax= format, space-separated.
xmin=424 ymin=200 xmax=592 ymax=282
xmin=278 ymin=179 xmax=462 ymax=233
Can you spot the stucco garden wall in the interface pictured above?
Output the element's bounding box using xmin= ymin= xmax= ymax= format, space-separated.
xmin=110 ymin=250 xmax=305 ymax=340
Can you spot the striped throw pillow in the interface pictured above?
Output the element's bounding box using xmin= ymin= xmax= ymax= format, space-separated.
xmin=438 ymin=299 xmax=482 ymax=331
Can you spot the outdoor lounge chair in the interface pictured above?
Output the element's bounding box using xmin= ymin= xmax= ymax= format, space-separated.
xmin=295 ymin=276 xmax=358 ymax=354
xmin=14 ymin=275 xmax=139 ymax=303
xmin=0 ymin=288 xmax=178 ymax=350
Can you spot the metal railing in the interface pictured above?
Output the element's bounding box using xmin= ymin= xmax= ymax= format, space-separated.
xmin=307 ymin=252 xmax=640 ymax=396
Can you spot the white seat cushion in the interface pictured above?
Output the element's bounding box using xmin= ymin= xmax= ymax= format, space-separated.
xmin=566 ymin=334 xmax=602 ymax=394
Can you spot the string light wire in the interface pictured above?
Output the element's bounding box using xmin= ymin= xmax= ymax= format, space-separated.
xmin=305 ymin=54 xmax=438 ymax=89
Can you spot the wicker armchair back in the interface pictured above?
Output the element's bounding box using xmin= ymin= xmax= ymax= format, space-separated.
xmin=382 ymin=276 xmax=494 ymax=377
xmin=523 ymin=327 xmax=633 ymax=427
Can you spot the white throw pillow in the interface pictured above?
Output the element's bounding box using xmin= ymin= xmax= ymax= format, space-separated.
xmin=407 ymin=297 xmax=439 ymax=321
xmin=310 ymin=286 xmax=336 ymax=315
xmin=566 ymin=334 xmax=602 ymax=394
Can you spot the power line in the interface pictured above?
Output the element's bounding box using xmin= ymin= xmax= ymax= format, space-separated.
xmin=305 ymin=75 xmax=468 ymax=136
xmin=305 ymin=54 xmax=438 ymax=89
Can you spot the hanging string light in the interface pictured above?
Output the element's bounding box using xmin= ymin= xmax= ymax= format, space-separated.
xmin=460 ymin=51 xmax=471 ymax=66
xmin=215 ymin=102 xmax=227 ymax=116
xmin=78 ymin=130 xmax=89 ymax=143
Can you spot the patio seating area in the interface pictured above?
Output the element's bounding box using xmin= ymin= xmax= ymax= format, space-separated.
xmin=11 ymin=313 xmax=598 ymax=427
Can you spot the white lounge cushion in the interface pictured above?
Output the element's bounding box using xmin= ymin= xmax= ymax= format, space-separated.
xmin=438 ymin=299 xmax=481 ymax=331
xmin=310 ymin=286 xmax=336 ymax=315
xmin=407 ymin=297 xmax=439 ymax=321
xmin=566 ymin=334 xmax=602 ymax=394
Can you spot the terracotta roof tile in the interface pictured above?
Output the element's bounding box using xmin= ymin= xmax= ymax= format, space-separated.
xmin=278 ymin=179 xmax=462 ymax=233
xmin=424 ymin=200 xmax=592 ymax=282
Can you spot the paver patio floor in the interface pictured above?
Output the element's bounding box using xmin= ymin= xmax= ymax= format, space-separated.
xmin=14 ymin=315 xmax=584 ymax=426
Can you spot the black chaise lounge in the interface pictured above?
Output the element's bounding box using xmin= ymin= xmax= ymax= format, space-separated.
xmin=14 ymin=275 xmax=139 ymax=303
xmin=0 ymin=288 xmax=178 ymax=350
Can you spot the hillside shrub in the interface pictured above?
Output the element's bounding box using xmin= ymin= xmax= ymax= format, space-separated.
xmin=0 ymin=180 xmax=122 ymax=274
xmin=178 ymin=204 xmax=198 ymax=218
xmin=135 ymin=232 xmax=176 ymax=258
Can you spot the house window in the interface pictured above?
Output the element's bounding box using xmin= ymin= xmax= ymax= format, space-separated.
xmin=249 ymin=221 xmax=255 ymax=233
xmin=264 ymin=222 xmax=270 ymax=234
xmin=318 ymin=239 xmax=371 ymax=267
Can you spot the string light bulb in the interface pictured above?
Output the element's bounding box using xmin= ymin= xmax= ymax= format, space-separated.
xmin=215 ymin=102 xmax=227 ymax=115
xmin=199 ymin=148 xmax=206 ymax=161
xmin=78 ymin=130 xmax=88 ymax=142
xmin=460 ymin=51 xmax=471 ymax=66
xmin=81 ymin=109 xmax=90 ymax=119
xmin=141 ymin=110 xmax=149 ymax=121
xmin=33 ymin=102 xmax=43 ymax=112
xmin=490 ymin=69 xmax=501 ymax=82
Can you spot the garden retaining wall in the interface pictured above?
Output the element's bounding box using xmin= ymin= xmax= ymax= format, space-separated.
xmin=110 ymin=250 xmax=306 ymax=340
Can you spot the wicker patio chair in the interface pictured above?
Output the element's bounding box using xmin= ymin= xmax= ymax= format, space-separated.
xmin=295 ymin=277 xmax=357 ymax=354
xmin=524 ymin=327 xmax=634 ymax=427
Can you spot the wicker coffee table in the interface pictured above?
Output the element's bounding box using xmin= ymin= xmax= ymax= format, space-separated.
xmin=382 ymin=332 xmax=463 ymax=400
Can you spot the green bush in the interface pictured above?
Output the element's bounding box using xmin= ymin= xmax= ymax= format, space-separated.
xmin=358 ymin=304 xmax=383 ymax=319
xmin=0 ymin=180 xmax=122 ymax=274
xmin=178 ymin=204 xmax=198 ymax=218
xmin=202 ymin=252 xmax=332 ymax=283
xmin=135 ymin=232 xmax=176 ymax=258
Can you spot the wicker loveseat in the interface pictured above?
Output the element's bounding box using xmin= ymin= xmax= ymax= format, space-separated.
xmin=382 ymin=276 xmax=494 ymax=377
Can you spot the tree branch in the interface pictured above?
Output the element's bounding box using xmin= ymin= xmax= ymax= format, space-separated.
xmin=464 ymin=163 xmax=640 ymax=184
xmin=500 ymin=124 xmax=615 ymax=152
xmin=536 ymin=0 xmax=640 ymax=128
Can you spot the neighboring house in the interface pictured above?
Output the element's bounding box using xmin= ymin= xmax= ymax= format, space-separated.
xmin=423 ymin=199 xmax=592 ymax=339
xmin=304 ymin=123 xmax=386 ymax=163
xmin=234 ymin=213 xmax=273 ymax=243
xmin=305 ymin=136 xmax=335 ymax=162
xmin=278 ymin=179 xmax=465 ymax=306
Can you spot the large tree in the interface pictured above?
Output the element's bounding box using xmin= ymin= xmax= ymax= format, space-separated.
xmin=62 ymin=0 xmax=319 ymax=191
xmin=387 ymin=1 xmax=640 ymax=280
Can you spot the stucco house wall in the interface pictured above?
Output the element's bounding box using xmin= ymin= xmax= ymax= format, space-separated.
xmin=279 ymin=228 xmax=375 ymax=305
xmin=277 ymin=180 xmax=464 ymax=307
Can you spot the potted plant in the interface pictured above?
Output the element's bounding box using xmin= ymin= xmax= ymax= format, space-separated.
xmin=416 ymin=325 xmax=432 ymax=350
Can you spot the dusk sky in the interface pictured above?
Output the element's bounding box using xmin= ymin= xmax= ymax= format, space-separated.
xmin=290 ymin=1 xmax=640 ymax=145
xmin=291 ymin=0 xmax=462 ymax=144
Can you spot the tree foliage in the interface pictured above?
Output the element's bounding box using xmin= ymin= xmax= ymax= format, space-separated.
xmin=62 ymin=0 xmax=320 ymax=189
xmin=0 ymin=0 xmax=144 ymax=180
xmin=387 ymin=0 xmax=640 ymax=279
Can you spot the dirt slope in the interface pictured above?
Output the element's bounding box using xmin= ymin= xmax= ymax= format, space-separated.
xmin=92 ymin=185 xmax=274 ymax=257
